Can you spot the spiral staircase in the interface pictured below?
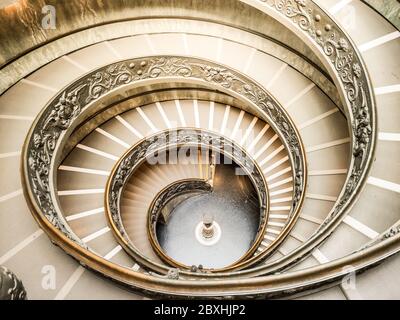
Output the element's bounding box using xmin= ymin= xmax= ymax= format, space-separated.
xmin=0 ymin=0 xmax=399 ymax=299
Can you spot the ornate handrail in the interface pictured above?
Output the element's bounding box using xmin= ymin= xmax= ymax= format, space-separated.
xmin=148 ymin=179 xmax=213 ymax=269
xmin=22 ymin=56 xmax=306 ymax=269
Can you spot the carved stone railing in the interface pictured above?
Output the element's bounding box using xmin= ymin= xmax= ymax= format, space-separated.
xmin=22 ymin=56 xmax=306 ymax=265
xmin=105 ymin=129 xmax=269 ymax=272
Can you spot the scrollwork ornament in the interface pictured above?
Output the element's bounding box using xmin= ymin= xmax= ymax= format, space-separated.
xmin=271 ymin=0 xmax=313 ymax=32
xmin=258 ymin=0 xmax=374 ymax=227
xmin=86 ymin=63 xmax=133 ymax=102
xmin=150 ymin=268 xmax=180 ymax=280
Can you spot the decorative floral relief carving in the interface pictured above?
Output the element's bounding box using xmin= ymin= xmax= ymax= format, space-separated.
xmin=19 ymin=0 xmax=382 ymax=297
xmin=199 ymin=65 xmax=238 ymax=88
xmin=150 ymin=268 xmax=180 ymax=280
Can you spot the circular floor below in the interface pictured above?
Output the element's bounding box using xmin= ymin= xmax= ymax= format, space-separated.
xmin=156 ymin=165 xmax=260 ymax=269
